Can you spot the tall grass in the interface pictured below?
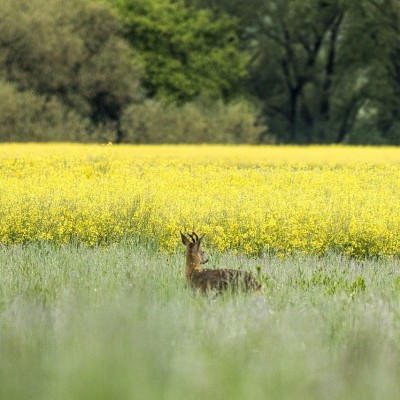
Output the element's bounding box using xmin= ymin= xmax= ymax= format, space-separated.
xmin=0 ymin=243 xmax=399 ymax=399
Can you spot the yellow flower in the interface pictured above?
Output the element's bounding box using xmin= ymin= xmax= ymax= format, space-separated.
xmin=0 ymin=143 xmax=399 ymax=257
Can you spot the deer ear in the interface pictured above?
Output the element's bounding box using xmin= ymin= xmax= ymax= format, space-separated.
xmin=181 ymin=232 xmax=190 ymax=246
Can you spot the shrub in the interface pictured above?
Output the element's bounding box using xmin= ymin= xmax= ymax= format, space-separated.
xmin=120 ymin=99 xmax=271 ymax=144
xmin=0 ymin=81 xmax=89 ymax=141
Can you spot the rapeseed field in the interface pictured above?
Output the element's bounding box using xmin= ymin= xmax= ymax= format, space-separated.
xmin=1 ymin=144 xmax=400 ymax=258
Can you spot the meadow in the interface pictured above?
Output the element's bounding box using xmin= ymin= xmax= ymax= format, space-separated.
xmin=1 ymin=144 xmax=400 ymax=399
xmin=1 ymin=243 xmax=400 ymax=400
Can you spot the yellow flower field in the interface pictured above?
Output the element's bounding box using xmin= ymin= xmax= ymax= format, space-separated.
xmin=1 ymin=143 xmax=400 ymax=257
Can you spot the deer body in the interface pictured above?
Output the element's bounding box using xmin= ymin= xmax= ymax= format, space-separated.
xmin=181 ymin=232 xmax=261 ymax=294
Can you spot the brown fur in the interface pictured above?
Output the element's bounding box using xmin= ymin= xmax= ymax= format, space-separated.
xmin=181 ymin=232 xmax=261 ymax=294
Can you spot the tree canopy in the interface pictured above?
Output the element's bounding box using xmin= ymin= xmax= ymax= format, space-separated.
xmin=189 ymin=0 xmax=400 ymax=144
xmin=110 ymin=0 xmax=247 ymax=103
xmin=0 ymin=0 xmax=399 ymax=144
xmin=0 ymin=0 xmax=142 ymax=141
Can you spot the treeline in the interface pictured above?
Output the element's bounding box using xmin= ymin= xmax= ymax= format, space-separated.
xmin=0 ymin=0 xmax=399 ymax=144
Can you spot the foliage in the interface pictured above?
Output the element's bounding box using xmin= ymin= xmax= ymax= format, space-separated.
xmin=110 ymin=0 xmax=247 ymax=102
xmin=1 ymin=0 xmax=400 ymax=144
xmin=0 ymin=0 xmax=262 ymax=144
xmin=0 ymin=0 xmax=142 ymax=140
xmin=346 ymin=0 xmax=400 ymax=144
xmin=190 ymin=0 xmax=400 ymax=144
xmin=1 ymin=144 xmax=400 ymax=258
xmin=0 ymin=81 xmax=90 ymax=141
xmin=244 ymin=0 xmax=361 ymax=143
xmin=120 ymin=98 xmax=267 ymax=144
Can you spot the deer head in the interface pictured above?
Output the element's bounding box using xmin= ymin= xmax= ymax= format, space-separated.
xmin=181 ymin=232 xmax=208 ymax=281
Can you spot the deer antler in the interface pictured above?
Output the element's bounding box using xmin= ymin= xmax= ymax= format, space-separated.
xmin=188 ymin=232 xmax=198 ymax=243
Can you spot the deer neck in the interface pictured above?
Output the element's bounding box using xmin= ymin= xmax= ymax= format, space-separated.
xmin=186 ymin=253 xmax=203 ymax=281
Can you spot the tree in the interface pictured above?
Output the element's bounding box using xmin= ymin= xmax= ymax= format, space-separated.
xmin=245 ymin=0 xmax=364 ymax=143
xmin=0 ymin=0 xmax=142 ymax=141
xmin=0 ymin=80 xmax=89 ymax=141
xmin=348 ymin=0 xmax=400 ymax=144
xmin=110 ymin=0 xmax=247 ymax=103
xmin=190 ymin=0 xmax=400 ymax=144
xmin=185 ymin=0 xmax=265 ymax=42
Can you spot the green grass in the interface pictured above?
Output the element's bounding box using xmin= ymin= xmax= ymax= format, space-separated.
xmin=1 ymin=243 xmax=400 ymax=400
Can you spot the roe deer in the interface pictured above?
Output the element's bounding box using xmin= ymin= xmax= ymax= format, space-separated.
xmin=181 ymin=232 xmax=261 ymax=294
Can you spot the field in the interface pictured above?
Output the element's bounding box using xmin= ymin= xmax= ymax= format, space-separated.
xmin=1 ymin=144 xmax=400 ymax=257
xmin=1 ymin=144 xmax=400 ymax=399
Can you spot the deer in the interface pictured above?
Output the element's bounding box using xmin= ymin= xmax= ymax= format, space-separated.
xmin=181 ymin=231 xmax=261 ymax=294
